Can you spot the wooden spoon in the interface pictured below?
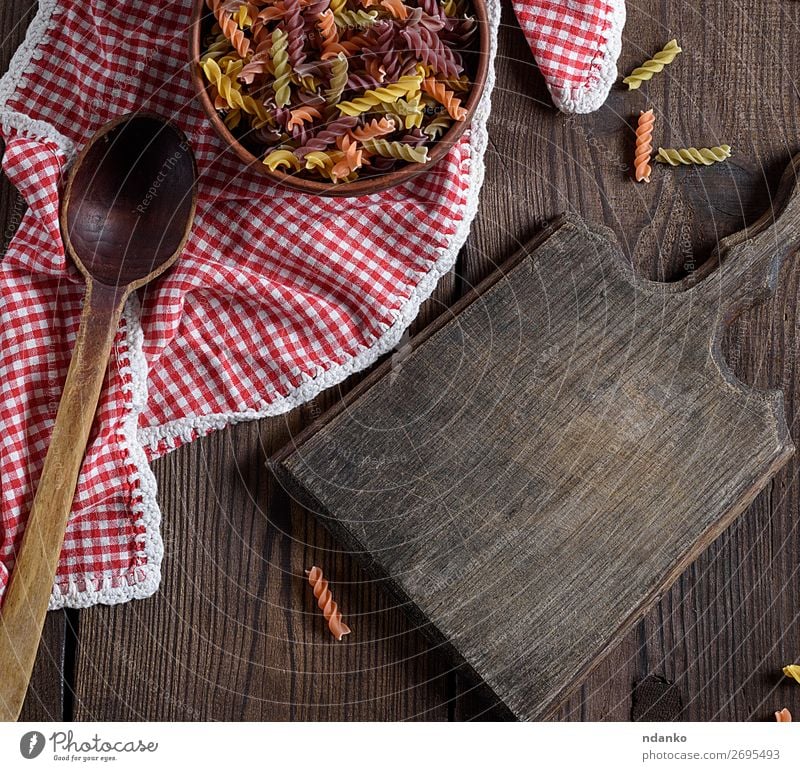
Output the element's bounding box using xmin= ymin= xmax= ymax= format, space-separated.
xmin=0 ymin=113 xmax=197 ymax=720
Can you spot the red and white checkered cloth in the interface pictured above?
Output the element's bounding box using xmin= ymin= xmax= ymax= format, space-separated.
xmin=512 ymin=0 xmax=625 ymax=113
xmin=0 ymin=0 xmax=498 ymax=608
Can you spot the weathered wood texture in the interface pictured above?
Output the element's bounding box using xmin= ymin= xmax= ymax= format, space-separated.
xmin=3 ymin=0 xmax=800 ymax=721
xmin=274 ymin=163 xmax=800 ymax=719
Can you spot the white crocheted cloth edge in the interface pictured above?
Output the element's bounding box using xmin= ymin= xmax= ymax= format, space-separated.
xmin=0 ymin=0 xmax=500 ymax=608
xmin=547 ymin=0 xmax=626 ymax=114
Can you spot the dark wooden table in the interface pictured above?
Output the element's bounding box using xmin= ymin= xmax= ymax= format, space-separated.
xmin=4 ymin=0 xmax=800 ymax=722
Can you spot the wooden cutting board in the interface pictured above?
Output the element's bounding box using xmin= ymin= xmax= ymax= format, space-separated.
xmin=272 ymin=154 xmax=800 ymax=720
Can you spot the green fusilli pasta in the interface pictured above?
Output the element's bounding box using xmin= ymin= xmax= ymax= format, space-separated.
xmin=270 ymin=28 xmax=292 ymax=107
xmin=655 ymin=145 xmax=732 ymax=166
xmin=362 ymin=138 xmax=429 ymax=163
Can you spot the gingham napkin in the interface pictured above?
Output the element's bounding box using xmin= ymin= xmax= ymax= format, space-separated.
xmin=512 ymin=0 xmax=625 ymax=113
xmin=0 ymin=0 xmax=498 ymax=609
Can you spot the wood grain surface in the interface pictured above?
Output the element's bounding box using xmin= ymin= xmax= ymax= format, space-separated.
xmin=273 ymin=180 xmax=800 ymax=720
xmin=3 ymin=0 xmax=800 ymax=721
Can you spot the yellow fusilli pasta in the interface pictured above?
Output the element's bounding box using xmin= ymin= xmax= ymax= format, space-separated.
xmin=337 ymin=73 xmax=423 ymax=116
xmin=264 ymin=149 xmax=303 ymax=171
xmin=622 ymin=39 xmax=682 ymax=90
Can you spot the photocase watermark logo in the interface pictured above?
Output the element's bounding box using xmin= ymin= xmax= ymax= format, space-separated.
xmin=19 ymin=731 xmax=45 ymax=759
xmin=16 ymin=729 xmax=159 ymax=762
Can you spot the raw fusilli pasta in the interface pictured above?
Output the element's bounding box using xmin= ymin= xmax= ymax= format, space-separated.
xmin=336 ymin=73 xmax=423 ymax=116
xmin=264 ymin=148 xmax=303 ymax=170
xmin=422 ymin=76 xmax=466 ymax=120
xmin=350 ymin=116 xmax=397 ymax=140
xmin=634 ymin=109 xmax=654 ymax=183
xmin=655 ymin=145 xmax=732 ymax=166
xmin=363 ymin=137 xmax=429 ymax=162
xmin=324 ymin=52 xmax=349 ymax=105
xmin=270 ymin=27 xmax=292 ymax=107
xmin=199 ymin=0 xmax=477 ymax=182
xmin=623 ymin=39 xmax=682 ymax=90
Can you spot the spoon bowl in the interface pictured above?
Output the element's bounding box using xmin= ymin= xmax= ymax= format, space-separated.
xmin=0 ymin=113 xmax=197 ymax=721
xmin=63 ymin=113 xmax=196 ymax=287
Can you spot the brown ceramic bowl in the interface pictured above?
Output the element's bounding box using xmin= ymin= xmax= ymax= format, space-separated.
xmin=189 ymin=0 xmax=490 ymax=198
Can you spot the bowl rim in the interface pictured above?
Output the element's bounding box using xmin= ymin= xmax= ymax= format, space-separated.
xmin=188 ymin=0 xmax=490 ymax=198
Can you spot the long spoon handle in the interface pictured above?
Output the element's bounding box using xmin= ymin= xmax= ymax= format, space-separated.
xmin=0 ymin=279 xmax=128 ymax=721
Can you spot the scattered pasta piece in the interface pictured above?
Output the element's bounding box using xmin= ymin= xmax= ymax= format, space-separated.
xmin=783 ymin=664 xmax=800 ymax=684
xmin=623 ymin=39 xmax=682 ymax=90
xmin=655 ymin=145 xmax=732 ymax=167
xmin=634 ymin=109 xmax=655 ymax=183
xmin=775 ymin=708 xmax=792 ymax=722
xmin=306 ymin=566 xmax=351 ymax=640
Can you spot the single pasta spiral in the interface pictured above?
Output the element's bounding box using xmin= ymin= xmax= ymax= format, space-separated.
xmin=422 ymin=113 xmax=452 ymax=139
xmin=634 ymin=109 xmax=655 ymax=183
xmin=623 ymin=39 xmax=682 ymax=90
xmin=287 ymin=106 xmax=321 ymax=129
xmin=306 ymin=566 xmax=351 ymax=640
xmin=332 ymin=136 xmax=364 ymax=180
xmin=334 ymin=9 xmax=379 ymax=28
xmin=233 ymin=4 xmax=253 ymax=28
xmin=381 ymin=0 xmax=409 ymax=19
xmin=202 ymin=31 xmax=232 ymax=61
xmin=422 ymin=76 xmax=466 ymax=120
xmin=363 ymin=137 xmax=429 ymax=163
xmin=270 ymin=27 xmax=292 ymax=107
xmin=377 ymin=95 xmax=423 ymax=128
xmin=655 ymin=145 xmax=732 ymax=166
xmin=442 ymin=0 xmax=459 ymax=16
xmin=337 ymin=73 xmax=423 ymax=116
xmin=324 ymin=53 xmax=349 ymax=105
xmin=350 ymin=116 xmax=396 ymax=141
xmin=263 ymin=149 xmax=302 ymax=171
xmin=317 ymin=10 xmax=340 ymax=59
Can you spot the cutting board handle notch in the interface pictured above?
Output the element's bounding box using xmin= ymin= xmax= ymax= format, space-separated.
xmin=702 ymin=153 xmax=800 ymax=317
